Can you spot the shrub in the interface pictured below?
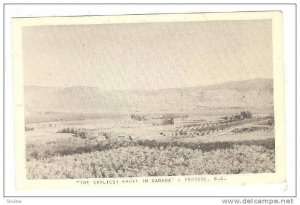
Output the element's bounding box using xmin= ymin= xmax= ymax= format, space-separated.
xmin=57 ymin=127 xmax=77 ymax=134
xmin=241 ymin=111 xmax=253 ymax=119
xmin=258 ymin=119 xmax=274 ymax=126
xmin=57 ymin=128 xmax=90 ymax=139
xmin=25 ymin=126 xmax=34 ymax=131
xmin=130 ymin=114 xmax=146 ymax=121
xmin=162 ymin=116 xmax=175 ymax=125
xmin=26 ymin=143 xmax=275 ymax=179
xmin=221 ymin=111 xmax=253 ymax=123
xmin=76 ymin=131 xmax=87 ymax=138
xmin=29 ymin=150 xmax=40 ymax=159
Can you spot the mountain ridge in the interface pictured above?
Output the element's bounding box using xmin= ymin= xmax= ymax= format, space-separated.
xmin=25 ymin=78 xmax=273 ymax=92
xmin=24 ymin=78 xmax=273 ymax=114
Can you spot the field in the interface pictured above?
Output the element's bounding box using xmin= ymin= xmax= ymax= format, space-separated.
xmin=22 ymin=20 xmax=276 ymax=181
xmin=25 ymin=110 xmax=275 ymax=179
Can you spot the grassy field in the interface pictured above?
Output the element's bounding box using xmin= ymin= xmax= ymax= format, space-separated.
xmin=27 ymin=143 xmax=274 ymax=179
xmin=25 ymin=111 xmax=275 ymax=179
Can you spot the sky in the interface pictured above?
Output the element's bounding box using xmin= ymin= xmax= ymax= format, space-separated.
xmin=22 ymin=20 xmax=273 ymax=90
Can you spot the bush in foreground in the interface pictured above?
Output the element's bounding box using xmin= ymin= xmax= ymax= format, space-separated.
xmin=27 ymin=144 xmax=275 ymax=179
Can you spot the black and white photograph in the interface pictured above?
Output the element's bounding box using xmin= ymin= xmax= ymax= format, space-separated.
xmin=3 ymin=1 xmax=299 ymax=202
xmin=20 ymin=14 xmax=278 ymax=180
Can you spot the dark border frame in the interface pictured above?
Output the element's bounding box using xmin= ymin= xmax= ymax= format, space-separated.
xmin=2 ymin=2 xmax=297 ymax=198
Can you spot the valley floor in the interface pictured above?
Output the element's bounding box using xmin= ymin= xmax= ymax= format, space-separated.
xmin=25 ymin=112 xmax=275 ymax=179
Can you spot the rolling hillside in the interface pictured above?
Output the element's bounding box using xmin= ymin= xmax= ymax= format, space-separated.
xmin=24 ymin=78 xmax=273 ymax=115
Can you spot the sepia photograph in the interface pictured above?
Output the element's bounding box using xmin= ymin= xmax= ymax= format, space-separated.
xmin=2 ymin=0 xmax=299 ymax=201
xmin=11 ymin=11 xmax=285 ymax=187
xmin=23 ymin=17 xmax=276 ymax=179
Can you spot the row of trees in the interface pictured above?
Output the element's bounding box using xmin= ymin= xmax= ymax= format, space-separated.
xmin=221 ymin=111 xmax=253 ymax=122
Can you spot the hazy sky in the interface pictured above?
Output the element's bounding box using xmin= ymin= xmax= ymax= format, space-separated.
xmin=23 ymin=20 xmax=272 ymax=90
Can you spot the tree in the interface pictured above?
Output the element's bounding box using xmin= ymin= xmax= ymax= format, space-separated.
xmin=162 ymin=116 xmax=174 ymax=125
xmin=240 ymin=111 xmax=253 ymax=119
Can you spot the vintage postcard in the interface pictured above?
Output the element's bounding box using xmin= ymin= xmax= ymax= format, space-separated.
xmin=12 ymin=11 xmax=285 ymax=190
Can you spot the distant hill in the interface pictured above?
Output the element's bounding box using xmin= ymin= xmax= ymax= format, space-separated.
xmin=203 ymin=78 xmax=273 ymax=91
xmin=24 ymin=78 xmax=273 ymax=114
